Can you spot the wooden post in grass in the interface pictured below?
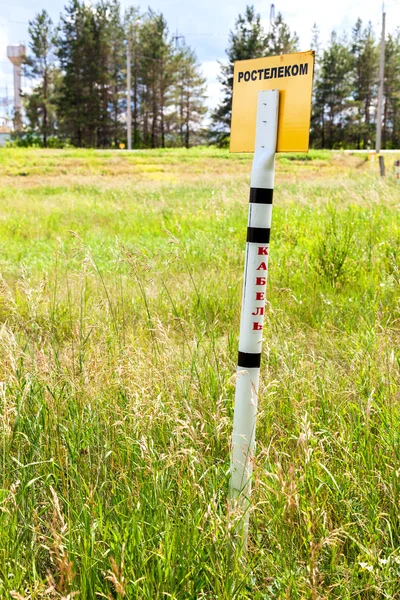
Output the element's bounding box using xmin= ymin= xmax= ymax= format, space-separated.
xmin=395 ymin=159 xmax=400 ymax=182
xmin=230 ymin=90 xmax=278 ymax=541
xmin=379 ymin=155 xmax=385 ymax=177
xmin=228 ymin=50 xmax=315 ymax=550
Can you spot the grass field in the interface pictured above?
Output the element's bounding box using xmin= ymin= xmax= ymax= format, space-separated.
xmin=0 ymin=147 xmax=400 ymax=599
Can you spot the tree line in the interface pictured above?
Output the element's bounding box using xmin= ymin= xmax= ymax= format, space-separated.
xmin=312 ymin=21 xmax=400 ymax=149
xmin=23 ymin=0 xmax=207 ymax=148
xmin=21 ymin=2 xmax=400 ymax=149
xmin=212 ymin=6 xmax=400 ymax=150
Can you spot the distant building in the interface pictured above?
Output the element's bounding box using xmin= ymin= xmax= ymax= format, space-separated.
xmin=7 ymin=45 xmax=26 ymax=132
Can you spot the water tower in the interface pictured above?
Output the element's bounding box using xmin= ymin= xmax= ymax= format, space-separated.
xmin=7 ymin=45 xmax=26 ymax=131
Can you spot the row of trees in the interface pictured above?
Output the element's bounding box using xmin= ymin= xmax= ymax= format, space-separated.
xmin=21 ymin=2 xmax=400 ymax=149
xmin=312 ymin=22 xmax=400 ymax=149
xmin=24 ymin=0 xmax=207 ymax=148
xmin=212 ymin=6 xmax=400 ymax=149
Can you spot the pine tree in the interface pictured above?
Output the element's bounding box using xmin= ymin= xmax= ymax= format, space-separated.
xmin=95 ymin=0 xmax=125 ymax=148
xmin=57 ymin=0 xmax=125 ymax=147
xmin=383 ymin=31 xmax=400 ymax=148
xmin=350 ymin=19 xmax=378 ymax=148
xmin=57 ymin=0 xmax=98 ymax=146
xmin=313 ymin=32 xmax=353 ymax=148
xmin=211 ymin=7 xmax=298 ymax=145
xmin=24 ymin=10 xmax=57 ymax=146
xmin=125 ymin=6 xmax=142 ymax=148
xmin=138 ymin=10 xmax=173 ymax=148
xmin=211 ymin=5 xmax=267 ymax=145
xmin=311 ymin=23 xmax=321 ymax=61
xmin=310 ymin=23 xmax=323 ymax=147
xmin=173 ymin=43 xmax=207 ymax=148
xmin=265 ymin=12 xmax=299 ymax=55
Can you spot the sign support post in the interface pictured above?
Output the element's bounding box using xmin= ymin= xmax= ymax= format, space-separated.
xmin=228 ymin=50 xmax=313 ymax=553
xmin=230 ymin=89 xmax=279 ymax=545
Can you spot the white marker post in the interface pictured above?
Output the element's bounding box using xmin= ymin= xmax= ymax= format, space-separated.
xmin=230 ymin=89 xmax=279 ymax=545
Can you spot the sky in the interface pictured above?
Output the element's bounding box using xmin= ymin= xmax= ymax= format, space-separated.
xmin=0 ymin=0 xmax=398 ymax=114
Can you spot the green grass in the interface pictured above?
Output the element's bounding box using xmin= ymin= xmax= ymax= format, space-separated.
xmin=0 ymin=148 xmax=400 ymax=598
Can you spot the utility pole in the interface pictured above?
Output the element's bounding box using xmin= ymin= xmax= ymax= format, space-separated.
xmin=376 ymin=9 xmax=386 ymax=153
xmin=127 ymin=40 xmax=132 ymax=150
xmin=270 ymin=4 xmax=275 ymax=30
xmin=172 ymin=29 xmax=184 ymax=146
xmin=133 ymin=19 xmax=140 ymax=148
xmin=172 ymin=29 xmax=184 ymax=51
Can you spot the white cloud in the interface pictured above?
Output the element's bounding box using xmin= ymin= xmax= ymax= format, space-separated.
xmin=201 ymin=60 xmax=223 ymax=111
xmin=206 ymin=81 xmax=223 ymax=111
xmin=201 ymin=59 xmax=220 ymax=81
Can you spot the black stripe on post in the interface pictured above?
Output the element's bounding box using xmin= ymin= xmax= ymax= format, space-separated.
xmin=247 ymin=227 xmax=270 ymax=244
xmin=238 ymin=351 xmax=262 ymax=369
xmin=249 ymin=188 xmax=273 ymax=204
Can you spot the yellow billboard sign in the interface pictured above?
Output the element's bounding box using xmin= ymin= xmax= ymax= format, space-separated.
xmin=230 ymin=50 xmax=314 ymax=153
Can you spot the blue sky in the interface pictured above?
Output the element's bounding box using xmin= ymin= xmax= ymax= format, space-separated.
xmin=0 ymin=0 xmax=397 ymax=112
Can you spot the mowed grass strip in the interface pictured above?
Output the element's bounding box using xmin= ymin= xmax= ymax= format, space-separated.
xmin=0 ymin=148 xmax=399 ymax=598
